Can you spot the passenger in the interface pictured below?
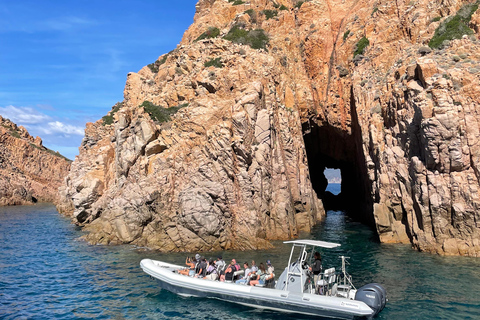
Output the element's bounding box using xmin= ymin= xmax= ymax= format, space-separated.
xmin=220 ymin=259 xmax=240 ymax=282
xmin=178 ymin=256 xmax=196 ymax=276
xmin=251 ymin=260 xmax=258 ymax=273
xmin=265 ymin=260 xmax=275 ymax=285
xmin=215 ymin=255 xmax=225 ymax=275
xmin=235 ymin=262 xmax=252 ymax=284
xmin=204 ymin=259 xmax=218 ymax=280
xmin=196 ymin=257 xmax=208 ymax=278
xmin=249 ymin=263 xmax=266 ymax=286
xmin=194 ymin=253 xmax=202 ymax=275
xmin=309 ymin=251 xmax=322 ymax=293
xmin=249 ymin=260 xmax=259 ymax=281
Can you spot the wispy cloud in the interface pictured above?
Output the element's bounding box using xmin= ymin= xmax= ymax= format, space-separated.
xmin=41 ymin=121 xmax=84 ymax=136
xmin=0 ymin=105 xmax=84 ymax=136
xmin=0 ymin=105 xmax=50 ymax=124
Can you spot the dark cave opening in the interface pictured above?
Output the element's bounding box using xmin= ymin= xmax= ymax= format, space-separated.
xmin=302 ymin=105 xmax=375 ymax=228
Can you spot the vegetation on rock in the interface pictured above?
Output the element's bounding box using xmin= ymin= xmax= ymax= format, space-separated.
xmin=245 ymin=9 xmax=257 ymax=23
xmin=147 ymin=52 xmax=171 ymax=73
xmin=354 ymin=36 xmax=370 ymax=57
xmin=223 ymin=25 xmax=269 ymax=50
xmin=195 ymin=27 xmax=221 ymax=41
xmin=295 ymin=1 xmax=304 ymax=9
xmin=262 ymin=9 xmax=278 ymax=20
xmin=428 ymin=2 xmax=478 ymax=49
xmin=102 ymin=102 xmax=123 ymax=125
xmin=204 ymin=57 xmax=223 ymax=68
xmin=140 ymin=101 xmax=186 ymax=123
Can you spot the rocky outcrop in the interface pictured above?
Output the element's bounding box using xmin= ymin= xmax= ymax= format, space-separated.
xmin=58 ymin=0 xmax=480 ymax=256
xmin=57 ymin=41 xmax=322 ymax=251
xmin=0 ymin=116 xmax=71 ymax=205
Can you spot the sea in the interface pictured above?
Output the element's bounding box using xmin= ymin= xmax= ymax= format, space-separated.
xmin=1 ymin=184 xmax=479 ymax=320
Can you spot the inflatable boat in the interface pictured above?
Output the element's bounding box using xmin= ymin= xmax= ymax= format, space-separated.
xmin=140 ymin=240 xmax=386 ymax=319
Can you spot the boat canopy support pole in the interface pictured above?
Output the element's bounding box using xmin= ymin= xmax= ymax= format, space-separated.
xmin=285 ymin=244 xmax=308 ymax=292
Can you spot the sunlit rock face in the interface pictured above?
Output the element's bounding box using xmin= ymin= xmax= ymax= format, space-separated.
xmin=57 ymin=40 xmax=323 ymax=252
xmin=58 ymin=0 xmax=480 ymax=256
xmin=0 ymin=116 xmax=71 ymax=206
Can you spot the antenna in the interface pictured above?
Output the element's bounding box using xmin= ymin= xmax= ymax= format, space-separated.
xmin=339 ymin=256 xmax=355 ymax=289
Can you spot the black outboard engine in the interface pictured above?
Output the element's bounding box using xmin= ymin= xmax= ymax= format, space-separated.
xmin=355 ymin=283 xmax=387 ymax=318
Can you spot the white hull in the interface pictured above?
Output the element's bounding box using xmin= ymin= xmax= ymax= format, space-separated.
xmin=140 ymin=259 xmax=375 ymax=319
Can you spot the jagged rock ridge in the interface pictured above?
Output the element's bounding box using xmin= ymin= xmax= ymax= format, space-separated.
xmin=0 ymin=115 xmax=71 ymax=205
xmin=58 ymin=0 xmax=480 ymax=256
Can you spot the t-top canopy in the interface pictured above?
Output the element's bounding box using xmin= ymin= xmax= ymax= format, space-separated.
xmin=283 ymin=239 xmax=341 ymax=249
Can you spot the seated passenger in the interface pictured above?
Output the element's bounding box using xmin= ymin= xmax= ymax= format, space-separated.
xmin=204 ymin=259 xmax=218 ymax=280
xmin=195 ymin=257 xmax=208 ymax=278
xmin=215 ymin=255 xmax=225 ymax=275
xmin=251 ymin=260 xmax=258 ymax=273
xmin=235 ymin=262 xmax=252 ymax=285
xmin=178 ymin=255 xmax=197 ymax=276
xmin=249 ymin=263 xmax=266 ymax=286
xmin=265 ymin=260 xmax=275 ymax=287
xmin=220 ymin=259 xmax=240 ymax=282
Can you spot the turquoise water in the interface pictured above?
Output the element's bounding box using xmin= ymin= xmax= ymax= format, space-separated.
xmin=1 ymin=184 xmax=479 ymax=319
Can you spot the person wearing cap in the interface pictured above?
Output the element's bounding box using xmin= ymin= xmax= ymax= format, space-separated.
xmin=194 ymin=254 xmax=202 ymax=275
xmin=265 ymin=260 xmax=275 ymax=282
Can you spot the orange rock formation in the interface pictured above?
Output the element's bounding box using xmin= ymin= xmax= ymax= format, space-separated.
xmin=58 ymin=0 xmax=480 ymax=256
xmin=0 ymin=116 xmax=71 ymax=205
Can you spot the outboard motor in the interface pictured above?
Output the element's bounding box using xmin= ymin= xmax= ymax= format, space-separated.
xmin=355 ymin=283 xmax=387 ymax=317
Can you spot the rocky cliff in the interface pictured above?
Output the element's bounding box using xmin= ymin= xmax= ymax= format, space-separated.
xmin=58 ymin=0 xmax=480 ymax=256
xmin=0 ymin=116 xmax=71 ymax=205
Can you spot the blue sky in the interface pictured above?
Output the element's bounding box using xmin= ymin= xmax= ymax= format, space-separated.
xmin=0 ymin=0 xmax=198 ymax=160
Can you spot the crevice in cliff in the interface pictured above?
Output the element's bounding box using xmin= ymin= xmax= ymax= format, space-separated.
xmin=302 ymin=88 xmax=375 ymax=229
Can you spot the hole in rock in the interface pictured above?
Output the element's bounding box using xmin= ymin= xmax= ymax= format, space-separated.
xmin=323 ymin=168 xmax=342 ymax=210
xmin=302 ymin=109 xmax=375 ymax=229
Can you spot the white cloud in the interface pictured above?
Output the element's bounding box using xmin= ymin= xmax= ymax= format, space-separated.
xmin=43 ymin=121 xmax=84 ymax=136
xmin=0 ymin=105 xmax=50 ymax=124
xmin=0 ymin=105 xmax=85 ymax=136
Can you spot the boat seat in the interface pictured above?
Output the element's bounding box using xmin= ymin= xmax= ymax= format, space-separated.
xmin=317 ymin=268 xmax=336 ymax=295
xmin=255 ymin=278 xmax=275 ymax=288
xmin=336 ymin=284 xmax=352 ymax=298
xmin=233 ymin=270 xmax=244 ymax=277
xmin=337 ymin=284 xmax=351 ymax=291
xmin=225 ymin=270 xmax=244 ymax=283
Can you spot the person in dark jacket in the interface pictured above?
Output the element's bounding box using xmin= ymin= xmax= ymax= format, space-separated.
xmin=220 ymin=259 xmax=240 ymax=281
xmin=196 ymin=257 xmax=208 ymax=278
xmin=309 ymin=252 xmax=322 ymax=293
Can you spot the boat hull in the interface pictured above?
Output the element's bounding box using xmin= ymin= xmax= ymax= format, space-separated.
xmin=140 ymin=259 xmax=374 ymax=320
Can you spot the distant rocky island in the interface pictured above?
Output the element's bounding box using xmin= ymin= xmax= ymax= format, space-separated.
xmin=0 ymin=115 xmax=71 ymax=205
xmin=56 ymin=0 xmax=480 ymax=256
